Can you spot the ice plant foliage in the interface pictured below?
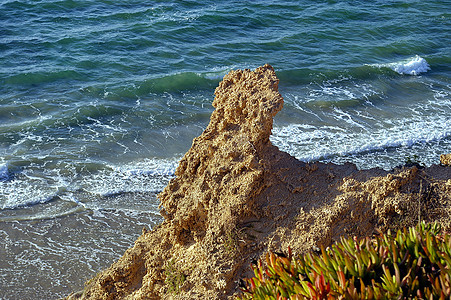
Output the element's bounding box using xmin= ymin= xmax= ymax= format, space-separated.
xmin=239 ymin=222 xmax=451 ymax=299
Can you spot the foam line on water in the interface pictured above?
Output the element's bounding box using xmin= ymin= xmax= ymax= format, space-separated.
xmin=271 ymin=116 xmax=451 ymax=163
xmin=0 ymin=157 xmax=178 ymax=212
xmin=81 ymin=158 xmax=177 ymax=197
xmin=0 ymin=190 xmax=57 ymax=210
xmin=0 ymin=161 xmax=75 ymax=210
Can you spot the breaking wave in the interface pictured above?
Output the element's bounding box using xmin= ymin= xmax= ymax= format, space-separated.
xmin=371 ymin=55 xmax=431 ymax=76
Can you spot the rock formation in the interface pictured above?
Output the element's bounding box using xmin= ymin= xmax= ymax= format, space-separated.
xmin=69 ymin=65 xmax=451 ymax=299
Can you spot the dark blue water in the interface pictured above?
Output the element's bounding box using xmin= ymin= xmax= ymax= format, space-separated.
xmin=0 ymin=1 xmax=450 ymax=298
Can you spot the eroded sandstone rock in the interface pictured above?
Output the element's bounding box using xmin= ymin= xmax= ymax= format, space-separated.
xmin=69 ymin=65 xmax=451 ymax=300
xmin=159 ymin=64 xmax=283 ymax=245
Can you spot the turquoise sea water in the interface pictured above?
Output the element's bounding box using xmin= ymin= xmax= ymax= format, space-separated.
xmin=0 ymin=1 xmax=450 ymax=298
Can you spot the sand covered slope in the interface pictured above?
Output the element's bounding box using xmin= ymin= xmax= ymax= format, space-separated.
xmin=68 ymin=65 xmax=451 ymax=299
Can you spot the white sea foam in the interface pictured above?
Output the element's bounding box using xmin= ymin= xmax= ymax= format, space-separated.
xmin=0 ymin=157 xmax=177 ymax=214
xmin=82 ymin=158 xmax=177 ymax=197
xmin=392 ymin=55 xmax=430 ymax=75
xmin=110 ymin=158 xmax=177 ymax=178
xmin=271 ymin=114 xmax=451 ymax=167
xmin=374 ymin=55 xmax=431 ymax=75
xmin=0 ymin=181 xmax=58 ymax=210
xmin=0 ymin=160 xmax=73 ymax=210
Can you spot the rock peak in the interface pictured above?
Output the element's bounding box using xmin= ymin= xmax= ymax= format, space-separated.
xmin=210 ymin=64 xmax=283 ymax=147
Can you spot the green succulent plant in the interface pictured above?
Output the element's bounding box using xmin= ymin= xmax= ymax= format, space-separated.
xmin=239 ymin=222 xmax=451 ymax=299
xmin=164 ymin=258 xmax=186 ymax=294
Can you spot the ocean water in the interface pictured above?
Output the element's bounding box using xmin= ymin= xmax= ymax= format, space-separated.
xmin=0 ymin=0 xmax=450 ymax=298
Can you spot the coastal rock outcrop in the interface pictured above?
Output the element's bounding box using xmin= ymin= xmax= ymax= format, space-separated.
xmin=69 ymin=65 xmax=451 ymax=299
xmin=159 ymin=64 xmax=283 ymax=246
